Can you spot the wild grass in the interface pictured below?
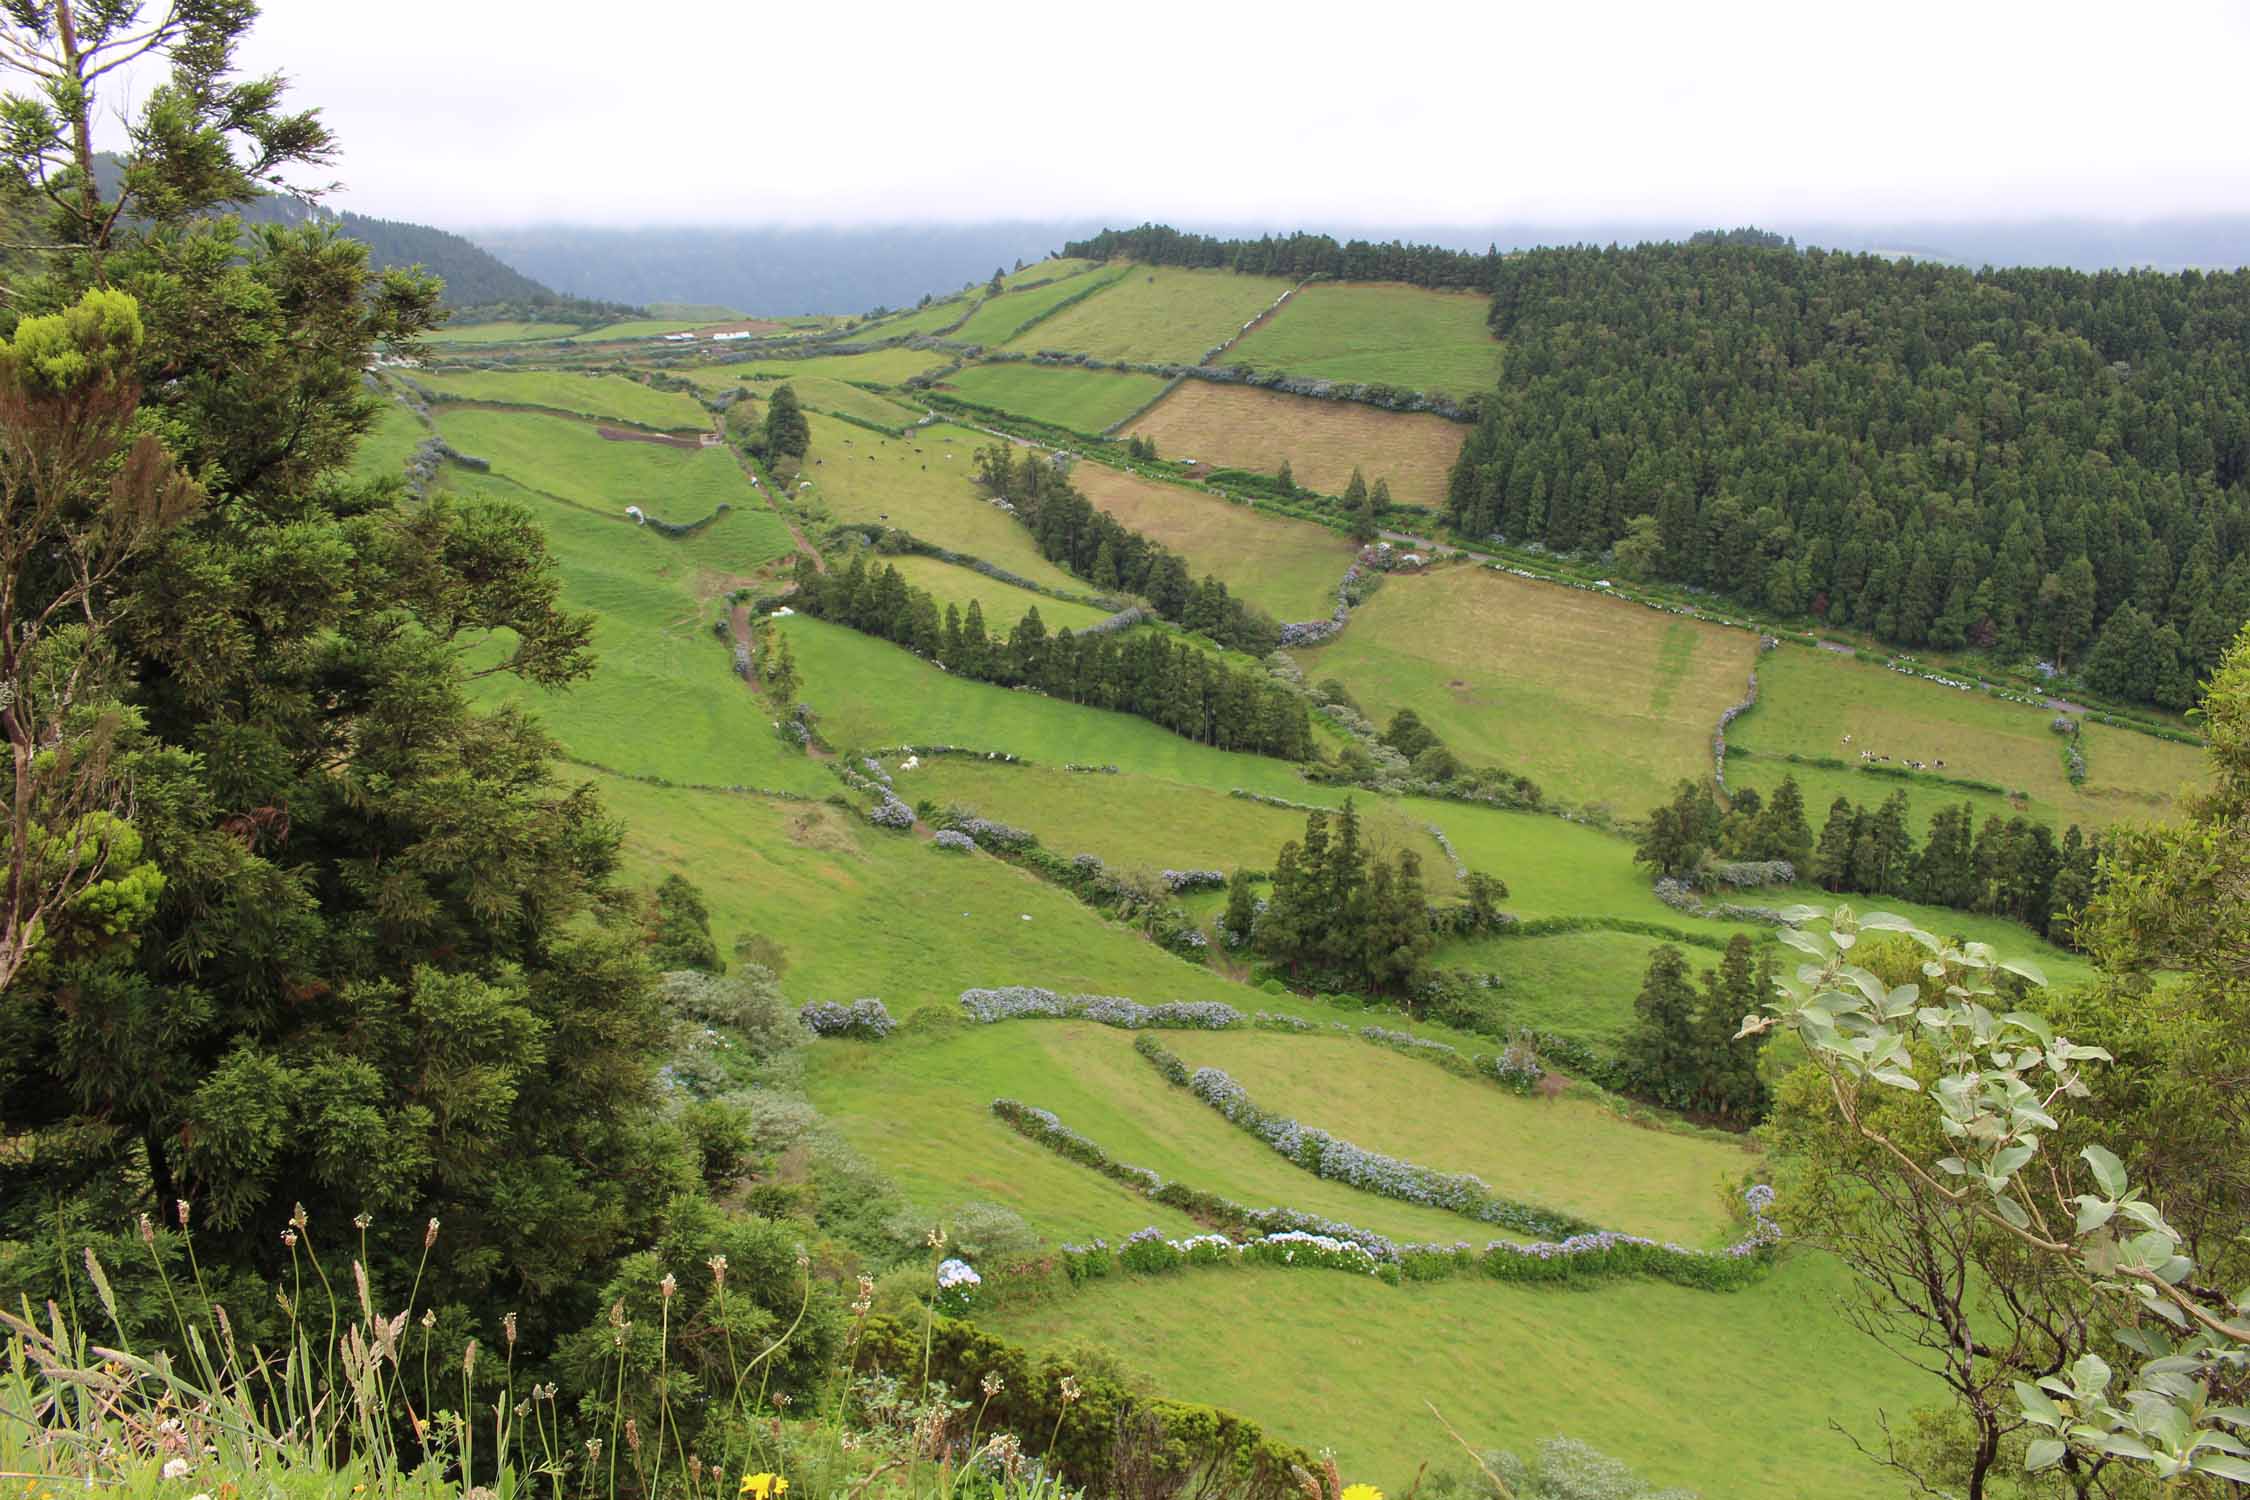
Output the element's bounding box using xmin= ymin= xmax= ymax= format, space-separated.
xmin=776 ymin=617 xmax=1326 ymax=802
xmin=794 ymin=415 xmax=1082 ymax=590
xmin=1124 ymin=381 xmax=1469 ymax=507
xmin=351 ymin=396 xmax=429 ymax=484
xmin=987 ymin=1251 xmax=1930 ymax=1500
xmin=1002 ymin=258 xmax=1101 ymax=287
xmin=741 ymin=375 xmax=923 ymax=430
xmin=892 ymin=759 xmax=1457 ymax=893
xmin=675 ymin=347 xmax=954 ymax=388
xmin=411 ymin=367 xmax=709 ymax=429
xmin=883 ymin=556 xmax=1114 ymax=634
xmin=1164 ymin=1030 xmax=1751 ymax=1242
xmin=433 ymin=407 xmax=775 ymax=536
xmin=940 ymin=365 xmax=1171 ymax=435
xmin=951 ymin=271 xmax=1129 ymax=348
xmin=1005 ymin=267 xmax=1293 ymax=365
xmin=1224 ymin=282 xmax=1502 ymax=396
xmin=1070 ymin=464 xmax=1353 ymax=620
xmin=852 ymin=294 xmax=979 ymax=340
xmin=1733 ymin=643 xmax=2205 ymax=828
xmin=419 ymin=318 xmax=580 ymax=344
xmin=1291 ymin=566 xmax=1762 ymax=814
xmin=591 ymin=775 xmax=1257 ymax=1009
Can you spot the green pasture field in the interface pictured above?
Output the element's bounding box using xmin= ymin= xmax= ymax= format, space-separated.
xmin=1167 ymin=1030 xmax=1750 ymax=1242
xmin=592 ymin=776 xmax=1261 ymax=1011
xmin=853 ymin=294 xmax=978 ymax=340
xmin=884 ymin=555 xmax=1115 ymax=634
xmin=1732 ymin=643 xmax=2205 ymax=829
xmin=1125 ymin=380 xmax=1470 ymax=507
xmin=990 ymin=1252 xmax=1927 ymax=1500
xmin=1072 ymin=462 xmax=1353 ymax=619
xmin=578 ymin=318 xmax=731 ymax=340
xmin=675 ymin=347 xmax=953 ymax=389
xmin=795 ymin=415 xmax=1082 ymax=589
xmin=432 ymin=407 xmax=764 ymax=528
xmin=442 ymin=467 xmax=816 ymax=792
xmin=1002 ymin=257 xmax=1101 ymax=287
xmin=805 ymin=1021 xmax=1528 ymax=1247
xmin=349 ymin=396 xmax=428 ymax=483
xmin=1438 ymin=928 xmax=1696 ymax=1049
xmin=779 ymin=616 xmax=1330 ymax=802
xmin=410 ymin=368 xmax=709 ymax=429
xmin=1292 ymin=566 xmax=1763 ymax=815
xmin=953 ymin=271 xmax=1128 ymax=347
xmin=1225 ymin=281 xmax=1502 ymax=396
xmin=1007 ymin=266 xmax=1294 ymax=365
xmin=739 ymin=374 xmax=922 ymax=430
xmin=940 ymin=364 xmax=1170 ymax=434
xmin=419 ymin=319 xmax=579 ymax=345
xmin=893 ymin=759 xmax=1458 ymax=893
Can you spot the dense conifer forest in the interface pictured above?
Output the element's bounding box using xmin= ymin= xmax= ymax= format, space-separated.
xmin=1443 ymin=241 xmax=2250 ymax=706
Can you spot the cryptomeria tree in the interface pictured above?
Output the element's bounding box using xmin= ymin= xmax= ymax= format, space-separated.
xmin=0 ymin=1 xmax=683 ymax=1342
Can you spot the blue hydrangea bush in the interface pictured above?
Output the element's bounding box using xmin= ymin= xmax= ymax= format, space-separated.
xmin=798 ymin=998 xmax=897 ymax=1039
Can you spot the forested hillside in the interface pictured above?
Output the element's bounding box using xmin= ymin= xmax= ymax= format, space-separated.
xmin=339 ymin=210 xmax=636 ymax=319
xmin=1064 ymin=222 xmax=1502 ymax=290
xmin=1444 ymin=241 xmax=2250 ymax=706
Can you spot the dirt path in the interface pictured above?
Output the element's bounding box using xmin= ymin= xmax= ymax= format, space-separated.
xmin=715 ymin=419 xmax=826 ymax=572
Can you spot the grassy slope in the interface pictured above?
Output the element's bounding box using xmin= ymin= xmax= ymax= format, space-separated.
xmin=941 ymin=364 xmax=1171 ymax=434
xmin=351 ymin=397 xmax=428 ymax=483
xmin=1007 ymin=267 xmax=1293 ymax=364
xmin=446 ymin=467 xmax=818 ymax=793
xmin=676 ymin=347 xmax=953 ymax=387
xmin=952 ymin=270 xmax=1127 ymax=346
xmin=854 ymin=295 xmax=978 ymax=340
xmin=796 ymin=415 xmax=1082 ymax=589
xmin=805 ymin=1022 xmax=1519 ymax=1247
xmin=897 ymin=759 xmax=1457 ymax=892
xmin=1167 ymin=1030 xmax=1749 ymax=1241
xmin=420 ymin=319 xmax=578 ymax=345
xmin=989 ymin=1252 xmax=1925 ymax=1500
xmin=1227 ymin=282 xmax=1502 ymax=396
xmin=1292 ymin=566 xmax=1762 ymax=815
xmin=433 ymin=407 xmax=767 ymax=526
xmin=742 ymin=375 xmax=922 ymax=430
xmin=782 ymin=617 xmax=1324 ymax=801
xmin=411 ymin=368 xmax=708 ymax=429
xmin=886 ymin=555 xmax=1114 ymax=633
xmin=593 ymin=776 xmax=1256 ymax=1009
xmin=1731 ymin=644 xmax=2205 ymax=830
xmin=1125 ymin=381 xmax=1469 ymax=507
xmin=1003 ymin=258 xmax=1101 ymax=287
xmin=1072 ymin=463 xmax=1352 ymax=620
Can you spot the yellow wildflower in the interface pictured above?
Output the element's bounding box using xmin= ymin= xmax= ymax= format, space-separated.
xmin=738 ymin=1475 xmax=788 ymax=1499
xmin=1340 ymin=1487 xmax=1384 ymax=1500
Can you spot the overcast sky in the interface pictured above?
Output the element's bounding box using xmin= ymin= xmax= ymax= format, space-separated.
xmin=110 ymin=0 xmax=2250 ymax=230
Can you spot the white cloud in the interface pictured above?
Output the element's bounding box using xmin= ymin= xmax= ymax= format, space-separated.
xmin=127 ymin=0 xmax=2250 ymax=228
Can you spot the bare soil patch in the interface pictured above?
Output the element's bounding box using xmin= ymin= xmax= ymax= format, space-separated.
xmin=598 ymin=426 xmax=703 ymax=449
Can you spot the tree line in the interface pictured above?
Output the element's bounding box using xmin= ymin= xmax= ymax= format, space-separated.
xmin=1636 ymin=776 xmax=2103 ymax=944
xmin=1444 ymin=240 xmax=2250 ymax=708
xmin=1623 ymin=937 xmax=1772 ymax=1123
xmin=973 ymin=441 xmax=1283 ymax=647
xmin=1060 ymin=223 xmax=1504 ymax=292
xmin=789 ymin=554 xmax=1315 ymax=758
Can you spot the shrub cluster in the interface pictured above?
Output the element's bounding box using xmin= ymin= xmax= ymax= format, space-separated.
xmin=935 ymin=806 xmax=1038 ymax=852
xmin=931 ymin=829 xmax=976 ymax=852
xmin=959 ymin=986 xmax=1241 ymax=1030
xmin=797 ymin=998 xmax=897 ymax=1039
xmin=1160 ymin=868 xmax=1227 ymax=893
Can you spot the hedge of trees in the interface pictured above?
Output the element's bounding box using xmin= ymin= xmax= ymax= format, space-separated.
xmin=1635 ymin=776 xmax=2102 ymax=945
xmin=1253 ymin=799 xmax=1436 ymax=995
xmin=789 ymin=554 xmax=1314 ymax=758
xmin=1444 ymin=240 xmax=2250 ymax=707
xmin=1060 ymin=223 xmax=1503 ymax=291
xmin=973 ymin=442 xmax=1279 ymax=651
xmin=1623 ymin=938 xmax=1772 ymax=1123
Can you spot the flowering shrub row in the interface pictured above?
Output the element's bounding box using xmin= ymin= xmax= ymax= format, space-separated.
xmin=936 ymin=806 xmax=1038 ymax=852
xmin=1711 ymin=672 xmax=1759 ymax=795
xmin=798 ymin=998 xmax=897 ymax=1039
xmin=996 ymin=1097 xmax=1777 ymax=1292
xmin=1160 ymin=869 xmax=1227 ymax=893
xmin=1693 ymin=857 xmax=1797 ymax=889
xmin=959 ymin=986 xmax=1243 ymax=1030
xmin=1130 ymin=1036 xmax=1592 ymax=1237
xmin=931 ymin=829 xmax=976 ymax=852
xmin=1652 ymin=877 xmax=1790 ymax=925
xmin=1426 ymin=823 xmax=1469 ymax=881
